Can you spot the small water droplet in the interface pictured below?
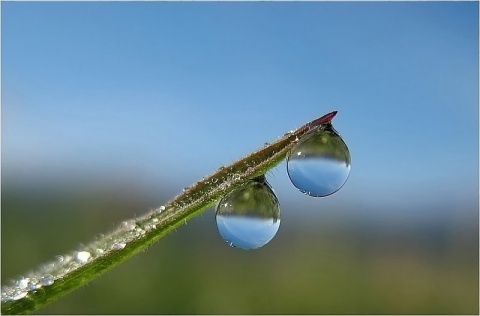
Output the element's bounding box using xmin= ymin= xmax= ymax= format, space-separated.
xmin=183 ymin=187 xmax=188 ymax=192
xmin=10 ymin=289 xmax=28 ymax=300
xmin=111 ymin=242 xmax=126 ymax=250
xmin=75 ymin=251 xmax=91 ymax=263
xmin=215 ymin=176 xmax=280 ymax=250
xmin=134 ymin=227 xmax=146 ymax=236
xmin=95 ymin=248 xmax=105 ymax=255
xmin=264 ymin=142 xmax=270 ymax=147
xmin=40 ymin=274 xmax=54 ymax=286
xmin=121 ymin=220 xmax=136 ymax=231
xmin=27 ymin=278 xmax=41 ymax=291
xmin=16 ymin=277 xmax=29 ymax=290
xmin=287 ymin=124 xmax=351 ymax=197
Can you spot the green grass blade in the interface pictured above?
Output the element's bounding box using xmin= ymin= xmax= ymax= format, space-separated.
xmin=1 ymin=111 xmax=337 ymax=315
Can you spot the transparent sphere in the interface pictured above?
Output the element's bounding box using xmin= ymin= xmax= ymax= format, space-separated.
xmin=215 ymin=176 xmax=280 ymax=250
xmin=287 ymin=125 xmax=351 ymax=197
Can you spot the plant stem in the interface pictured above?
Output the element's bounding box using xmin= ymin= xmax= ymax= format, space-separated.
xmin=1 ymin=111 xmax=337 ymax=315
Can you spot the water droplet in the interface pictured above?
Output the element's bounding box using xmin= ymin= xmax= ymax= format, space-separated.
xmin=219 ymin=182 xmax=230 ymax=191
xmin=215 ymin=176 xmax=280 ymax=250
xmin=16 ymin=277 xmax=29 ymax=289
xmin=95 ymin=248 xmax=105 ymax=255
xmin=287 ymin=124 xmax=351 ymax=197
xmin=27 ymin=278 xmax=41 ymax=291
xmin=75 ymin=251 xmax=91 ymax=263
xmin=40 ymin=274 xmax=54 ymax=286
xmin=10 ymin=289 xmax=28 ymax=300
xmin=121 ymin=220 xmax=136 ymax=231
xmin=159 ymin=205 xmax=166 ymax=212
xmin=134 ymin=227 xmax=146 ymax=236
xmin=111 ymin=242 xmax=126 ymax=250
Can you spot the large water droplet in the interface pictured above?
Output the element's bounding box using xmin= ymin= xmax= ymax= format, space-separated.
xmin=215 ymin=175 xmax=280 ymax=250
xmin=287 ymin=124 xmax=351 ymax=197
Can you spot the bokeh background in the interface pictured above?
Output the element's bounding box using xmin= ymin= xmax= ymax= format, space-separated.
xmin=2 ymin=2 xmax=478 ymax=314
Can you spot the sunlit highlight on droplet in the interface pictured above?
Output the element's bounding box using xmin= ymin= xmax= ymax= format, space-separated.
xmin=75 ymin=251 xmax=91 ymax=264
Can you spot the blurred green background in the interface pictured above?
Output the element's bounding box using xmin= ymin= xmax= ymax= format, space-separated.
xmin=2 ymin=175 xmax=478 ymax=314
xmin=2 ymin=1 xmax=478 ymax=314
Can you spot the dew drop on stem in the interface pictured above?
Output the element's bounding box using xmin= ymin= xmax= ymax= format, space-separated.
xmin=111 ymin=242 xmax=126 ymax=250
xmin=39 ymin=274 xmax=54 ymax=286
xmin=215 ymin=175 xmax=280 ymax=250
xmin=75 ymin=251 xmax=91 ymax=264
xmin=287 ymin=123 xmax=351 ymax=197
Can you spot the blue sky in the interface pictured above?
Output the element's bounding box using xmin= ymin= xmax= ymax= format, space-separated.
xmin=2 ymin=2 xmax=478 ymax=222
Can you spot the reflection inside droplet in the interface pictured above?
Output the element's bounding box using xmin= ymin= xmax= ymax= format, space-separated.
xmin=215 ymin=175 xmax=280 ymax=250
xmin=287 ymin=124 xmax=351 ymax=197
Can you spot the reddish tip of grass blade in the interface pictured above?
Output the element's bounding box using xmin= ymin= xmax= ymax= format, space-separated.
xmin=310 ymin=110 xmax=337 ymax=126
xmin=298 ymin=111 xmax=338 ymax=133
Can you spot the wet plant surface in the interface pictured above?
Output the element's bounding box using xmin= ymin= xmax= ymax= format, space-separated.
xmin=215 ymin=119 xmax=351 ymax=250
xmin=1 ymin=112 xmax=344 ymax=314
